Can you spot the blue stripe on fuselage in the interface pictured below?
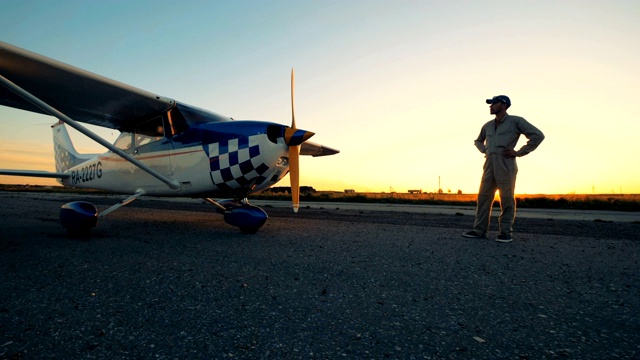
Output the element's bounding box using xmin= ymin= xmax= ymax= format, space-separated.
xmin=171 ymin=121 xmax=281 ymax=151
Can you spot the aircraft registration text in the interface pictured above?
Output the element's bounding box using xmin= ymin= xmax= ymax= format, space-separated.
xmin=72 ymin=162 xmax=102 ymax=184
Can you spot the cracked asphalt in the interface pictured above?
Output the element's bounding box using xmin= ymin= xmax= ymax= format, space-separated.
xmin=1 ymin=191 xmax=638 ymax=359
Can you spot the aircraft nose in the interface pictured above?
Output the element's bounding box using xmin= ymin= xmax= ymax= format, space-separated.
xmin=284 ymin=127 xmax=314 ymax=146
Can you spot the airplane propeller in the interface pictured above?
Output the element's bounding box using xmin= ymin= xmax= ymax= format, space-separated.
xmin=285 ymin=69 xmax=314 ymax=213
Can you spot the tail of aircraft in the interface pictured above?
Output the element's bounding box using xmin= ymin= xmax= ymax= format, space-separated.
xmin=51 ymin=121 xmax=95 ymax=174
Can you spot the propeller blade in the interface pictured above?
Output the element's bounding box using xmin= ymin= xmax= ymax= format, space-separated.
xmin=289 ymin=68 xmax=300 ymax=213
xmin=291 ymin=68 xmax=296 ymax=129
xmin=289 ymin=145 xmax=300 ymax=213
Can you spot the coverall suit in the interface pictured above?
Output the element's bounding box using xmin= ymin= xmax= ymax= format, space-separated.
xmin=472 ymin=114 xmax=545 ymax=236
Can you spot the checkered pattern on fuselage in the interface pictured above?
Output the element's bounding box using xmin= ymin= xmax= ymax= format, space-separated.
xmin=208 ymin=136 xmax=269 ymax=191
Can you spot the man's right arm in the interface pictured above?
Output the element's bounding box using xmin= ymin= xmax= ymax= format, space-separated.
xmin=474 ymin=126 xmax=487 ymax=154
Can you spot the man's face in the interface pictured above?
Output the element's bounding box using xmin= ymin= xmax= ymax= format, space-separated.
xmin=489 ymin=101 xmax=506 ymax=115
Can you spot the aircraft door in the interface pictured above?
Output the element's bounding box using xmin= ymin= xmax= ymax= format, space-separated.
xmin=111 ymin=131 xmax=136 ymax=183
xmin=131 ymin=116 xmax=174 ymax=189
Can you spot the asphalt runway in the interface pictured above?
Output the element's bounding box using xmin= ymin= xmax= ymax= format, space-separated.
xmin=1 ymin=191 xmax=639 ymax=359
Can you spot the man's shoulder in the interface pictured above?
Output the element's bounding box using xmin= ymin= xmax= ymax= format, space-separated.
xmin=506 ymin=114 xmax=526 ymax=122
xmin=482 ymin=119 xmax=494 ymax=127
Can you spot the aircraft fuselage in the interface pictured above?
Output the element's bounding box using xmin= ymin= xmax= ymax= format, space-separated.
xmin=60 ymin=120 xmax=291 ymax=198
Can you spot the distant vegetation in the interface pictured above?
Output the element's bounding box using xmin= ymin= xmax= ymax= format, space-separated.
xmin=255 ymin=190 xmax=640 ymax=212
xmin=2 ymin=184 xmax=639 ymax=212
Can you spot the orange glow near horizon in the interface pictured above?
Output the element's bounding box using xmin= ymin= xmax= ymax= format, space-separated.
xmin=1 ymin=126 xmax=639 ymax=194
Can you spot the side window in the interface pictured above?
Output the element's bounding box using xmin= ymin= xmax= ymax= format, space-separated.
xmin=113 ymin=132 xmax=133 ymax=151
xmin=134 ymin=117 xmax=165 ymax=147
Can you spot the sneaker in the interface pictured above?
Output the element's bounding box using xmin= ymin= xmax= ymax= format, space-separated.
xmin=462 ymin=230 xmax=486 ymax=239
xmin=495 ymin=233 xmax=513 ymax=243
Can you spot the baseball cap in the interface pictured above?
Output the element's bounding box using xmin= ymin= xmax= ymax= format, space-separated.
xmin=485 ymin=95 xmax=511 ymax=107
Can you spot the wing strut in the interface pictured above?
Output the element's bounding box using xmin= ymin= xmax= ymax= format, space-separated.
xmin=99 ymin=189 xmax=146 ymax=217
xmin=0 ymin=74 xmax=181 ymax=190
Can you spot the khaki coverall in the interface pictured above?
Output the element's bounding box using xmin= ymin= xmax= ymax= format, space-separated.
xmin=473 ymin=114 xmax=545 ymax=236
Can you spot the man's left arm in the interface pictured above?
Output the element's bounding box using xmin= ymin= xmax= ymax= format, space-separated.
xmin=513 ymin=118 xmax=545 ymax=157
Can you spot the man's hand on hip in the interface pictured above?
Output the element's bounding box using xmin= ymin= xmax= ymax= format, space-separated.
xmin=503 ymin=149 xmax=518 ymax=158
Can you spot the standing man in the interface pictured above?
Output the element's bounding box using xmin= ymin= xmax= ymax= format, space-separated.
xmin=463 ymin=95 xmax=545 ymax=243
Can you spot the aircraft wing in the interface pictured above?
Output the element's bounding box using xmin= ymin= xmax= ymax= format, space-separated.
xmin=0 ymin=41 xmax=174 ymax=130
xmin=300 ymin=141 xmax=340 ymax=157
xmin=0 ymin=169 xmax=70 ymax=178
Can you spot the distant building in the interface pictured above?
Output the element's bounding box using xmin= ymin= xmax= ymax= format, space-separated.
xmin=408 ymin=189 xmax=422 ymax=194
xmin=267 ymin=186 xmax=316 ymax=194
xmin=344 ymin=189 xmax=356 ymax=194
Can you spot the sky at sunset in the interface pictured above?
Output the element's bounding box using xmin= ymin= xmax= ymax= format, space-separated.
xmin=1 ymin=0 xmax=638 ymax=194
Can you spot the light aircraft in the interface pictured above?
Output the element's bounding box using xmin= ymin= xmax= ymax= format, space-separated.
xmin=0 ymin=41 xmax=338 ymax=234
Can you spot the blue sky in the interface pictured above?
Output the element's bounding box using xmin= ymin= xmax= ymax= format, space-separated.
xmin=1 ymin=0 xmax=639 ymax=194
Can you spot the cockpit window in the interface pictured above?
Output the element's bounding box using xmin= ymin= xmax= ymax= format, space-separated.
xmin=134 ymin=116 xmax=165 ymax=147
xmin=113 ymin=132 xmax=133 ymax=151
